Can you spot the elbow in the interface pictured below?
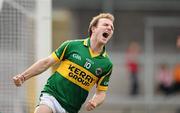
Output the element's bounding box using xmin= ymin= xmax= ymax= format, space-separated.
xmin=38 ymin=58 xmax=52 ymax=70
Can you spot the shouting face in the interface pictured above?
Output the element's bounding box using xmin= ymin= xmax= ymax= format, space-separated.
xmin=91 ymin=18 xmax=114 ymax=45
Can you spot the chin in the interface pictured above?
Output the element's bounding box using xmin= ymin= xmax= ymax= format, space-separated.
xmin=100 ymin=40 xmax=108 ymax=45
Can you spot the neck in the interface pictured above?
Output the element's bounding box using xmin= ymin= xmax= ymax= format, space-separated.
xmin=90 ymin=36 xmax=104 ymax=53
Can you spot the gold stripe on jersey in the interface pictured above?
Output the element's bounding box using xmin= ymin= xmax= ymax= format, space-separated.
xmin=83 ymin=38 xmax=88 ymax=46
xmin=98 ymin=85 xmax=108 ymax=91
xmin=97 ymin=68 xmax=112 ymax=91
xmin=51 ymin=43 xmax=69 ymax=62
xmin=97 ymin=75 xmax=108 ymax=91
xmin=56 ymin=60 xmax=98 ymax=91
xmin=51 ymin=52 xmax=60 ymax=62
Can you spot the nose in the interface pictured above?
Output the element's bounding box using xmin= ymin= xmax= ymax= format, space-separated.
xmin=107 ymin=25 xmax=113 ymax=31
xmin=107 ymin=25 xmax=111 ymax=29
xmin=107 ymin=25 xmax=112 ymax=31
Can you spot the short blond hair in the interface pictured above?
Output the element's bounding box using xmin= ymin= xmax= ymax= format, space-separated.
xmin=88 ymin=13 xmax=114 ymax=36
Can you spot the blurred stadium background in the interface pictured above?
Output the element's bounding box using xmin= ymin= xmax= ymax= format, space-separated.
xmin=0 ymin=0 xmax=180 ymax=113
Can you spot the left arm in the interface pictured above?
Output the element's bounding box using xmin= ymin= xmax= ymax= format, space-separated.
xmin=85 ymin=90 xmax=106 ymax=111
xmin=86 ymin=63 xmax=113 ymax=111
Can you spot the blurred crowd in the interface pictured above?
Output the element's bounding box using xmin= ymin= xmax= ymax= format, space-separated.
xmin=156 ymin=62 xmax=180 ymax=96
xmin=124 ymin=36 xmax=180 ymax=97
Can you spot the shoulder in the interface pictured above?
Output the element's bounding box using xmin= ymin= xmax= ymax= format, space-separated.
xmin=66 ymin=39 xmax=85 ymax=45
xmin=104 ymin=52 xmax=113 ymax=64
xmin=59 ymin=39 xmax=86 ymax=51
xmin=102 ymin=52 xmax=113 ymax=70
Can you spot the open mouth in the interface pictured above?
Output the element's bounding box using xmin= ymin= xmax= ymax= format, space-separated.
xmin=102 ymin=32 xmax=109 ymax=38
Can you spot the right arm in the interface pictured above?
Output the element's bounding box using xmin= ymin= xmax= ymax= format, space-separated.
xmin=13 ymin=40 xmax=71 ymax=87
xmin=13 ymin=55 xmax=56 ymax=87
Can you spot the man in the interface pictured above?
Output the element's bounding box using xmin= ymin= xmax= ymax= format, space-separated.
xmin=13 ymin=13 xmax=114 ymax=113
xmin=125 ymin=41 xmax=141 ymax=96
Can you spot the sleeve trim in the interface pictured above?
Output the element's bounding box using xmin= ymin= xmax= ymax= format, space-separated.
xmin=52 ymin=41 xmax=70 ymax=63
xmin=97 ymin=86 xmax=108 ymax=91
xmin=51 ymin=52 xmax=60 ymax=62
xmin=97 ymin=68 xmax=112 ymax=86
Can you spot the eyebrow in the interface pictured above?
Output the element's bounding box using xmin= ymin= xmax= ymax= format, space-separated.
xmin=104 ymin=23 xmax=114 ymax=31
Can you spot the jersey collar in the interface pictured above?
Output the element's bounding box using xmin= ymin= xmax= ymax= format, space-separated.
xmin=83 ymin=37 xmax=107 ymax=57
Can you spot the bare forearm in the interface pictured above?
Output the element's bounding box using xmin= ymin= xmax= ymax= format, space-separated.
xmin=21 ymin=58 xmax=52 ymax=80
xmin=91 ymin=91 xmax=106 ymax=106
xmin=13 ymin=56 xmax=55 ymax=86
xmin=86 ymin=90 xmax=106 ymax=111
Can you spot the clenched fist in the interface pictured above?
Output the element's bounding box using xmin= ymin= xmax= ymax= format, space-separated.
xmin=85 ymin=99 xmax=97 ymax=111
xmin=13 ymin=74 xmax=25 ymax=87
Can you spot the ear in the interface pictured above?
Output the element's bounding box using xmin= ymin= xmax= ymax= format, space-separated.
xmin=91 ymin=26 xmax=96 ymax=33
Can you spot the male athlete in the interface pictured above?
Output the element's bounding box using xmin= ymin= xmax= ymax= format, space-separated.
xmin=13 ymin=13 xmax=114 ymax=113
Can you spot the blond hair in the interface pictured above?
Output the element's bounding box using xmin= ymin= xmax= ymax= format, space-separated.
xmin=88 ymin=13 xmax=114 ymax=36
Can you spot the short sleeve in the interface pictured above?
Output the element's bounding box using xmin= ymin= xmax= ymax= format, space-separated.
xmin=97 ymin=65 xmax=113 ymax=91
xmin=51 ymin=40 xmax=70 ymax=62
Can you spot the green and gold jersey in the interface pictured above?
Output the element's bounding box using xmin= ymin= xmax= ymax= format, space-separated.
xmin=42 ymin=38 xmax=113 ymax=113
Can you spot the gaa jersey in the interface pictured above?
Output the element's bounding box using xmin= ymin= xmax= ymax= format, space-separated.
xmin=42 ymin=38 xmax=113 ymax=113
